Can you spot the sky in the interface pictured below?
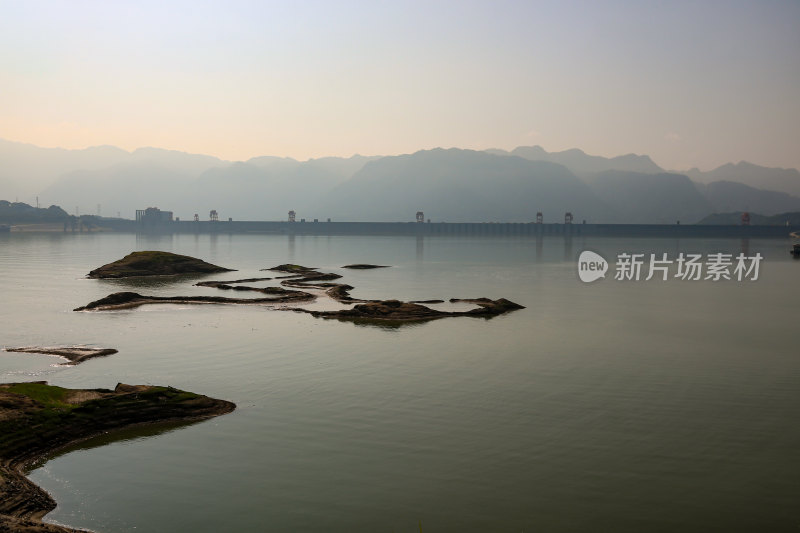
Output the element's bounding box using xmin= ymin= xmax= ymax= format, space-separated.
xmin=1 ymin=0 xmax=799 ymax=170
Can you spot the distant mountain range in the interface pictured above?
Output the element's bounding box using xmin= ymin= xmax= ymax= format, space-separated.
xmin=487 ymin=146 xmax=663 ymax=176
xmin=680 ymin=162 xmax=800 ymax=197
xmin=316 ymin=149 xmax=602 ymax=222
xmin=2 ymin=138 xmax=799 ymax=223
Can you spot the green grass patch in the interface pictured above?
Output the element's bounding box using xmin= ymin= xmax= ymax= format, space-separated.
xmin=5 ymin=383 xmax=72 ymax=408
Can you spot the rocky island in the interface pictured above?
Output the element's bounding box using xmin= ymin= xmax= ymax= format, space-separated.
xmin=0 ymin=381 xmax=235 ymax=532
xmin=74 ymin=288 xmax=314 ymax=311
xmin=341 ymin=264 xmax=390 ymax=269
xmin=264 ymin=264 xmax=317 ymax=273
xmin=296 ymin=297 xmax=524 ymax=323
xmin=87 ymin=251 xmax=233 ymax=279
xmin=3 ymin=346 xmax=118 ymax=366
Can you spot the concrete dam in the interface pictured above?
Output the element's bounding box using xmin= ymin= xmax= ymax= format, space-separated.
xmin=119 ymin=218 xmax=799 ymax=239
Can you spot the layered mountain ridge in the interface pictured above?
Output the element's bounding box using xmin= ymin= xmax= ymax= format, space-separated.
xmin=2 ymin=138 xmax=799 ymax=224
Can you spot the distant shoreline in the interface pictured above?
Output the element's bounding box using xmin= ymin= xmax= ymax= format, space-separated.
xmin=3 ymin=223 xmax=115 ymax=233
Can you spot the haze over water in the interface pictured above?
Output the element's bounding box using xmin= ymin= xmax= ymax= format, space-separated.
xmin=1 ymin=232 xmax=797 ymax=532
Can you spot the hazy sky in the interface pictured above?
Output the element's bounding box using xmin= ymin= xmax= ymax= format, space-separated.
xmin=1 ymin=0 xmax=799 ymax=170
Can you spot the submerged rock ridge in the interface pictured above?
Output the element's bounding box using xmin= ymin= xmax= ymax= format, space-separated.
xmin=3 ymin=346 xmax=117 ymax=365
xmin=272 ymin=265 xmax=525 ymax=322
xmin=77 ymin=263 xmax=525 ymax=324
xmin=87 ymin=251 xmax=234 ymax=279
xmin=263 ymin=264 xmax=318 ymax=274
xmin=296 ymin=297 xmax=525 ymax=323
xmin=341 ymin=264 xmax=390 ymax=269
xmin=74 ymin=289 xmax=314 ymax=311
xmin=0 ymin=382 xmax=235 ymax=533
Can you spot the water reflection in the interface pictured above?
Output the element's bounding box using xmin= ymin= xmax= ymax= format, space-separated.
xmin=563 ymin=234 xmax=573 ymax=262
xmin=135 ymin=233 xmax=174 ymax=249
xmin=340 ymin=317 xmax=428 ymax=331
xmin=97 ymin=273 xmax=216 ymax=290
xmin=26 ymin=419 xmax=204 ymax=474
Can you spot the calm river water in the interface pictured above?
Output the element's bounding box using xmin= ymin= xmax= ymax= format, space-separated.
xmin=1 ymin=232 xmax=798 ymax=532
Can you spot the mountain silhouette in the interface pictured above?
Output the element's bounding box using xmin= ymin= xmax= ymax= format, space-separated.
xmin=3 ymin=138 xmax=800 ymax=224
xmin=681 ymin=161 xmax=800 ymax=197
xmin=488 ymin=145 xmax=663 ymax=176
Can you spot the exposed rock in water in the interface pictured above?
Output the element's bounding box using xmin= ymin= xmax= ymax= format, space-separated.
xmin=263 ymin=264 xmax=318 ymax=273
xmin=303 ymin=300 xmax=446 ymax=322
xmin=195 ymin=277 xmax=272 ymax=286
xmin=298 ymin=297 xmax=525 ymax=323
xmin=0 ymin=381 xmax=235 ymax=532
xmin=3 ymin=346 xmax=117 ymax=365
xmin=410 ymin=299 xmax=445 ymax=304
xmin=262 ymin=264 xmax=357 ymax=301
xmin=278 ymin=271 xmax=343 ymax=283
xmin=193 ymin=282 xmax=289 ymax=294
xmin=76 ymin=263 xmax=525 ymax=325
xmin=324 ymin=284 xmax=358 ymax=302
xmin=74 ymin=290 xmax=315 ymax=311
xmin=449 ymin=298 xmax=527 ymax=314
xmin=341 ymin=264 xmax=391 ymax=269
xmin=87 ymin=251 xmax=234 ymax=279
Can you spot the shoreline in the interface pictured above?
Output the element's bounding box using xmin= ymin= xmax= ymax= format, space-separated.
xmin=0 ymin=382 xmax=235 ymax=533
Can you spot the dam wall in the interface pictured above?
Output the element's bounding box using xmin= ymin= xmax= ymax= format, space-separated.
xmin=110 ymin=219 xmax=800 ymax=238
